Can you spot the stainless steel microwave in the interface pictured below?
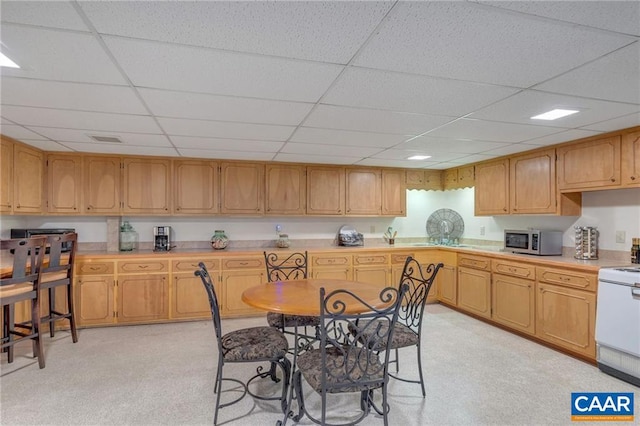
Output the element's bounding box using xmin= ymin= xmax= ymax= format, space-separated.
xmin=504 ymin=229 xmax=563 ymax=256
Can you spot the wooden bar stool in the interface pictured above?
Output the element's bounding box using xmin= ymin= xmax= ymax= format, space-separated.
xmin=1 ymin=236 xmax=47 ymax=368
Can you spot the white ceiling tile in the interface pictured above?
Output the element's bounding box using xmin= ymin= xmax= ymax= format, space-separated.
xmin=0 ymin=25 xmax=126 ymax=84
xmin=426 ymin=118 xmax=563 ymax=143
xmin=580 ymin=112 xmax=640 ymax=132
xmin=273 ymin=153 xmax=360 ymax=165
xmin=80 ymin=1 xmax=393 ymax=63
xmin=370 ymin=149 xmax=468 ymax=163
xmin=158 ymin=117 xmax=294 ymax=141
xmin=280 ymin=142 xmax=383 ymax=158
xmin=177 ymin=149 xmax=275 ymax=161
xmin=60 ymin=142 xmax=178 ymax=157
xmin=323 ymin=68 xmax=519 ymax=116
xmin=534 ymin=42 xmax=640 ymax=105
xmin=1 ymin=118 xmax=13 ymax=124
xmin=397 ymin=136 xmax=512 ymax=154
xmin=104 ymin=37 xmax=343 ymax=103
xmin=0 ymin=124 xmax=49 ymax=140
xmin=522 ymin=129 xmax=604 ymax=147
xmin=27 ymin=127 xmax=173 ymax=147
xmin=426 ymin=162 xmax=468 ymax=170
xmin=449 ymin=153 xmax=500 ymax=164
xmin=470 ymin=90 xmax=640 ymax=128
xmin=354 ymin=1 xmax=634 ymax=87
xmin=481 ymin=1 xmax=640 ymax=36
xmin=138 ymin=88 xmax=313 ymax=125
xmin=1 ymin=1 xmax=88 ymax=30
xmin=170 ymin=136 xmax=283 ymax=153
xmin=2 ymin=106 xmax=161 ymax=133
xmin=305 ymin=105 xmax=455 ymax=135
xmin=482 ymin=143 xmax=544 ymax=157
xmin=355 ymin=158 xmax=439 ymax=168
xmin=290 ymin=127 xmax=408 ymax=148
xmin=2 ymin=78 xmax=148 ymax=114
xmin=15 ymin=140 xmax=73 ymax=152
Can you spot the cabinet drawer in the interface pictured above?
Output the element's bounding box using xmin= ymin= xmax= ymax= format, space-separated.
xmin=76 ymin=261 xmax=114 ymax=275
xmin=172 ymin=259 xmax=220 ymax=272
xmin=391 ymin=252 xmax=414 ymax=264
xmin=458 ymin=254 xmax=491 ymax=271
xmin=536 ymin=267 xmax=596 ymax=292
xmin=118 ymin=260 xmax=169 ymax=274
xmin=354 ymin=253 xmax=388 ymax=266
xmin=492 ymin=259 xmax=535 ymax=280
xmin=222 ymin=257 xmax=265 ymax=270
xmin=311 ymin=254 xmax=351 ymax=267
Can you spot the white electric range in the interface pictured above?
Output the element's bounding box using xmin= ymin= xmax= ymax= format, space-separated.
xmin=596 ymin=265 xmax=640 ymax=387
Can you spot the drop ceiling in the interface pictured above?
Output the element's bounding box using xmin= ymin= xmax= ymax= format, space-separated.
xmin=1 ymin=1 xmax=639 ymax=169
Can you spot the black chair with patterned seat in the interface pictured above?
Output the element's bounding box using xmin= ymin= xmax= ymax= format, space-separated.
xmin=195 ymin=262 xmax=291 ymax=425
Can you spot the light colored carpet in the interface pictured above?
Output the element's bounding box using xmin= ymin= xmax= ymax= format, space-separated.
xmin=1 ymin=304 xmax=637 ymax=425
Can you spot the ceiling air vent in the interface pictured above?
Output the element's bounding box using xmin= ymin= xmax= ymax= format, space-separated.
xmin=89 ymin=135 xmax=123 ymax=143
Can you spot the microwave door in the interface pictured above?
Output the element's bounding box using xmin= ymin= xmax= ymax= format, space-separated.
xmin=506 ymin=233 xmax=529 ymax=250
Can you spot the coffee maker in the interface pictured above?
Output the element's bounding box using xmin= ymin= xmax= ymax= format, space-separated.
xmin=153 ymin=226 xmax=171 ymax=251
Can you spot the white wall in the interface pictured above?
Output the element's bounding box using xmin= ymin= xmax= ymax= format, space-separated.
xmin=2 ymin=187 xmax=639 ymax=251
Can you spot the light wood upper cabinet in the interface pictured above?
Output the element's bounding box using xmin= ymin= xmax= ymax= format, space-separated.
xmin=0 ymin=137 xmax=13 ymax=213
xmin=346 ymin=168 xmax=381 ymax=215
xmin=84 ymin=155 xmax=121 ymax=214
xmin=557 ymin=135 xmax=621 ymax=191
xmin=265 ymin=163 xmax=306 ymax=215
xmin=220 ymin=161 xmax=264 ymax=215
xmin=443 ymin=169 xmax=458 ymax=189
xmin=424 ymin=170 xmax=443 ymax=190
xmin=13 ymin=143 xmax=44 ymax=214
xmin=622 ymin=129 xmax=640 ymax=187
xmin=475 ymin=159 xmax=509 ymax=215
xmin=47 ymin=153 xmax=82 ymax=214
xmin=122 ymin=157 xmax=171 ymax=214
xmin=510 ymin=149 xmax=556 ymax=214
xmin=443 ymin=166 xmax=474 ymax=190
xmin=381 ymin=169 xmax=406 ymax=216
xmin=405 ymin=169 xmax=424 ymax=188
xmin=406 ymin=169 xmax=443 ymax=190
xmin=307 ymin=165 xmax=345 ymax=215
xmin=173 ymin=159 xmax=219 ymax=215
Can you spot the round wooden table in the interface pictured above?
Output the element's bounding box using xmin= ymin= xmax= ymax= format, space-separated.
xmin=242 ymin=278 xmax=387 ymax=315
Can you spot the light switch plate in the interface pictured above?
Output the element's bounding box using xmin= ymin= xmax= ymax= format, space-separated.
xmin=615 ymin=230 xmax=626 ymax=243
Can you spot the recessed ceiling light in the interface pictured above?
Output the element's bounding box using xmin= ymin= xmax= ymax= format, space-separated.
xmin=0 ymin=52 xmax=20 ymax=68
xmin=531 ymin=109 xmax=579 ymax=120
xmin=407 ymin=155 xmax=432 ymax=160
xmin=89 ymin=135 xmax=123 ymax=143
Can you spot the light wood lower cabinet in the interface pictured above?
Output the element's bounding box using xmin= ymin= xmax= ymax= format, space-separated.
xmin=170 ymin=259 xmax=219 ymax=320
xmin=457 ymin=253 xmax=491 ymax=319
xmin=117 ymin=259 xmax=169 ymax=323
xmin=492 ymin=273 xmax=535 ymax=335
xmin=353 ymin=253 xmax=390 ymax=290
xmin=220 ymin=256 xmax=265 ymax=317
xmin=75 ymin=260 xmax=116 ymax=327
xmin=310 ymin=253 xmax=352 ymax=280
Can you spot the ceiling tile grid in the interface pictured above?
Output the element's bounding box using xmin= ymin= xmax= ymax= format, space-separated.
xmin=0 ymin=1 xmax=638 ymax=168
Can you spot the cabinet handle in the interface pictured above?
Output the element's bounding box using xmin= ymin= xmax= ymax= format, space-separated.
xmin=631 ymin=176 xmax=636 ymax=180
xmin=89 ymin=266 xmax=100 ymax=271
xmin=559 ymin=276 xmax=570 ymax=281
xmin=503 ymin=207 xmax=507 ymax=211
xmin=138 ymin=265 xmax=149 ymax=269
xmin=240 ymin=262 xmax=248 ymax=265
xmin=611 ymin=178 xmax=616 ymax=182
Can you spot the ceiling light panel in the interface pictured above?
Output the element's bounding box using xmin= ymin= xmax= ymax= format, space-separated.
xmin=0 ymin=52 xmax=19 ymax=68
xmin=531 ymin=109 xmax=579 ymax=120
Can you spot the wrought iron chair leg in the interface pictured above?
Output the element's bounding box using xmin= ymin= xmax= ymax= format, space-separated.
xmin=416 ymin=341 xmax=426 ymax=397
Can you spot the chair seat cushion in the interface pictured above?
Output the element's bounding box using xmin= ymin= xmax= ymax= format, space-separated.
xmin=297 ymin=347 xmax=384 ymax=394
xmin=221 ymin=326 xmax=288 ymax=362
xmin=349 ymin=320 xmax=418 ymax=350
xmin=267 ymin=312 xmax=320 ymax=328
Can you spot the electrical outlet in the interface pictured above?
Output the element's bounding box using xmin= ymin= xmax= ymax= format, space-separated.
xmin=615 ymin=230 xmax=626 ymax=243
xmin=275 ymin=224 xmax=282 ymax=234
xmin=480 ymin=226 xmax=485 ymax=236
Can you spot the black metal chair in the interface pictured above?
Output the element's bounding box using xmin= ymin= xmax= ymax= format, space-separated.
xmin=194 ymin=262 xmax=291 ymax=425
xmin=263 ymin=251 xmax=320 ymax=334
xmin=350 ymin=256 xmax=443 ymax=397
xmin=290 ymin=284 xmax=408 ymax=426
xmin=38 ymin=232 xmax=78 ymax=342
xmin=1 ymin=236 xmax=47 ymax=368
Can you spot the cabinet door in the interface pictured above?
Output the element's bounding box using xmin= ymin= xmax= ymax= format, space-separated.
xmin=492 ymin=273 xmax=535 ymax=335
xmin=84 ymin=155 xmax=121 ymax=214
xmin=346 ymin=168 xmax=381 ymax=215
xmin=381 ymin=169 xmax=405 ymax=216
xmin=221 ymin=269 xmax=265 ymax=317
xmin=353 ymin=267 xmax=390 ymax=291
xmin=117 ymin=274 xmax=169 ymax=323
xmin=220 ymin=162 xmax=264 ymax=214
xmin=75 ymin=275 xmax=115 ymax=326
xmin=557 ymin=136 xmax=621 ymax=191
xmin=622 ymin=129 xmax=640 ymax=187
xmin=0 ymin=137 xmax=13 ymax=213
xmin=424 ymin=170 xmax=443 ymax=190
xmin=307 ymin=166 xmax=345 ymax=215
xmin=457 ymin=166 xmax=475 ymax=188
xmin=265 ymin=164 xmax=306 ymax=215
xmin=436 ymin=265 xmax=457 ymax=305
xmin=474 ymin=159 xmax=508 ymax=215
xmin=443 ymin=169 xmax=458 ymax=190
xmin=510 ymin=149 xmax=556 ymax=214
xmin=13 ymin=143 xmax=44 ymax=213
xmin=122 ymin=157 xmax=171 ymax=214
xmin=536 ymin=283 xmax=596 ymax=358
xmin=173 ymin=160 xmax=219 ymax=214
xmin=405 ymin=169 xmax=424 ymax=189
xmin=457 ymin=267 xmax=491 ymax=318
xmin=172 ymin=274 xmax=212 ymax=320
xmin=47 ymin=153 xmax=82 ymax=214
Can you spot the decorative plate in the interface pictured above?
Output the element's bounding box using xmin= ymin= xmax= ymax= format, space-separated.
xmin=426 ymin=209 xmax=464 ymax=240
